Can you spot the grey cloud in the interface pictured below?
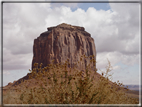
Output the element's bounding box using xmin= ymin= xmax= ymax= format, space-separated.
xmin=95 ymin=34 xmax=140 ymax=55
xmin=3 ymin=52 xmax=32 ymax=71
xmin=3 ymin=3 xmax=50 ymax=55
xmin=10 ymin=43 xmax=33 ymax=55
xmin=95 ymin=35 xmax=123 ymax=53
xmin=3 ymin=2 xmax=140 ymax=74
xmin=90 ymin=3 xmax=140 ymax=56
xmin=3 ymin=3 xmax=52 ymax=72
xmin=3 ymin=64 xmax=29 ymax=71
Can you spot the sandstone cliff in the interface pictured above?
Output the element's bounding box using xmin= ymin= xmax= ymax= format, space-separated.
xmin=32 ymin=23 xmax=96 ymax=70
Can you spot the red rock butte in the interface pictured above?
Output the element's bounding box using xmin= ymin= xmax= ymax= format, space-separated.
xmin=32 ymin=23 xmax=96 ymax=71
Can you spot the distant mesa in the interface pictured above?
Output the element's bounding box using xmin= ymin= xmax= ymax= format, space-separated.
xmin=32 ymin=23 xmax=96 ymax=71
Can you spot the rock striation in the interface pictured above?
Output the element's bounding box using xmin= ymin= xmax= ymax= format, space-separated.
xmin=32 ymin=23 xmax=96 ymax=71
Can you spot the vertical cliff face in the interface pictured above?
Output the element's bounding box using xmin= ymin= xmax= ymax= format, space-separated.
xmin=32 ymin=23 xmax=96 ymax=70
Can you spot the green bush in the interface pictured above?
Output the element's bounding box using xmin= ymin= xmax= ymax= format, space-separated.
xmin=3 ymin=55 xmax=139 ymax=104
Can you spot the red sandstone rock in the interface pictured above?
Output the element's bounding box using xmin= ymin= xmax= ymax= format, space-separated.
xmin=8 ymin=82 xmax=12 ymax=85
xmin=32 ymin=23 xmax=96 ymax=70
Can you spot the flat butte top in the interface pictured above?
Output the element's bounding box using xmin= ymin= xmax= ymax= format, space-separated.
xmin=47 ymin=23 xmax=85 ymax=31
xmin=39 ymin=23 xmax=90 ymax=38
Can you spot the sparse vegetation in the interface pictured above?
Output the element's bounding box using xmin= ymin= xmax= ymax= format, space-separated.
xmin=3 ymin=55 xmax=139 ymax=104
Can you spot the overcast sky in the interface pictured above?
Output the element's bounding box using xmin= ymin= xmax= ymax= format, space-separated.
xmin=2 ymin=1 xmax=141 ymax=86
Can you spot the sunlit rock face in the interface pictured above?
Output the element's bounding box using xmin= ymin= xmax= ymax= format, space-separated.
xmin=32 ymin=23 xmax=96 ymax=71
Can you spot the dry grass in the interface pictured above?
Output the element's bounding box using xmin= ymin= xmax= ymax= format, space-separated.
xmin=3 ymin=55 xmax=139 ymax=104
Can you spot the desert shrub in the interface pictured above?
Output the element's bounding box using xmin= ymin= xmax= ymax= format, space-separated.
xmin=3 ymin=55 xmax=139 ymax=104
